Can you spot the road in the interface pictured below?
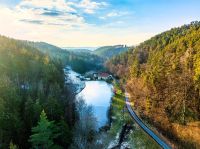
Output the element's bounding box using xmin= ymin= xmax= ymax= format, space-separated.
xmin=125 ymin=93 xmax=171 ymax=149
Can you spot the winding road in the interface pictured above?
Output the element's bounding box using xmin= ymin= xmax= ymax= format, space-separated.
xmin=125 ymin=93 xmax=171 ymax=149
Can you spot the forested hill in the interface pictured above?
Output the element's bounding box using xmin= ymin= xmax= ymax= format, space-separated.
xmin=23 ymin=41 xmax=104 ymax=74
xmin=0 ymin=35 xmax=75 ymax=148
xmin=93 ymin=45 xmax=129 ymax=59
xmin=106 ymin=21 xmax=200 ymax=148
xmin=64 ymin=48 xmax=92 ymax=53
xmin=0 ymin=35 xmax=101 ymax=149
xmin=27 ymin=41 xmax=63 ymax=52
xmin=25 ymin=41 xmax=65 ymax=58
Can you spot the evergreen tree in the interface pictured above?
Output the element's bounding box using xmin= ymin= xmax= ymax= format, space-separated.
xmin=9 ymin=141 xmax=18 ymax=149
xmin=29 ymin=110 xmax=59 ymax=149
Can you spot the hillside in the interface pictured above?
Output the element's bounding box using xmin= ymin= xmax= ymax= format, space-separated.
xmin=0 ymin=35 xmax=77 ymax=148
xmin=23 ymin=41 xmax=104 ymax=74
xmin=0 ymin=35 xmax=103 ymax=149
xmin=106 ymin=21 xmax=200 ymax=148
xmin=26 ymin=41 xmax=63 ymax=53
xmin=93 ymin=45 xmax=129 ymax=59
xmin=64 ymin=47 xmax=93 ymax=53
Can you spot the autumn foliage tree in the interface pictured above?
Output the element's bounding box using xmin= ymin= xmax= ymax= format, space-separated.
xmin=106 ymin=21 xmax=200 ymax=148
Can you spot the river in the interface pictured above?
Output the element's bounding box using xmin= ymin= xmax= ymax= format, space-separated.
xmin=64 ymin=67 xmax=113 ymax=128
xmin=77 ymin=81 xmax=113 ymax=128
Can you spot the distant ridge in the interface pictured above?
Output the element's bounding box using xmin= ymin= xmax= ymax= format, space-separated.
xmin=63 ymin=47 xmax=98 ymax=51
xmin=93 ymin=45 xmax=129 ymax=59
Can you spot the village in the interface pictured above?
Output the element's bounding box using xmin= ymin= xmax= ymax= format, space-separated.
xmin=80 ymin=71 xmax=113 ymax=81
xmin=64 ymin=66 xmax=114 ymax=83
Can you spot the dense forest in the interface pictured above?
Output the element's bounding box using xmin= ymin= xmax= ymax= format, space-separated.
xmin=24 ymin=41 xmax=104 ymax=74
xmin=0 ymin=35 xmax=99 ymax=149
xmin=66 ymin=50 xmax=104 ymax=73
xmin=93 ymin=45 xmax=129 ymax=59
xmin=106 ymin=21 xmax=200 ymax=148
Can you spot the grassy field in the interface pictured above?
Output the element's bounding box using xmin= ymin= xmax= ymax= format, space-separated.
xmin=106 ymin=82 xmax=160 ymax=149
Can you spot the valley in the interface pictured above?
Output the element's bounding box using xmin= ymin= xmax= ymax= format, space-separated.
xmin=1 ymin=21 xmax=200 ymax=149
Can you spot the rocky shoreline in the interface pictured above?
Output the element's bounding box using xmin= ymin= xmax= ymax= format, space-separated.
xmin=64 ymin=66 xmax=86 ymax=95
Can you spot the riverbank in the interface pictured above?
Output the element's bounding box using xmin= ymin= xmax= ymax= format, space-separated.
xmin=106 ymin=82 xmax=160 ymax=149
xmin=63 ymin=67 xmax=162 ymax=148
xmin=64 ymin=66 xmax=86 ymax=94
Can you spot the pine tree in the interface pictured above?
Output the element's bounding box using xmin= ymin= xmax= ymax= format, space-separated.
xmin=9 ymin=141 xmax=18 ymax=149
xmin=29 ymin=110 xmax=59 ymax=149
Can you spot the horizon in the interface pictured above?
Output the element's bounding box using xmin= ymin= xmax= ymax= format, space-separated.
xmin=0 ymin=21 xmax=197 ymax=49
xmin=63 ymin=46 xmax=98 ymax=51
xmin=0 ymin=0 xmax=200 ymax=47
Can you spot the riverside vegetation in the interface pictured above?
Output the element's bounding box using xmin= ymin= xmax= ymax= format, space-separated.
xmin=106 ymin=82 xmax=160 ymax=149
xmin=106 ymin=21 xmax=200 ymax=148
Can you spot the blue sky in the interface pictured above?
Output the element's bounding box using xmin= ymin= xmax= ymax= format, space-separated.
xmin=0 ymin=0 xmax=200 ymax=47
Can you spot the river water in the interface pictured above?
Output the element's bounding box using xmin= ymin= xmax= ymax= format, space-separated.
xmin=64 ymin=67 xmax=113 ymax=128
xmin=77 ymin=81 xmax=113 ymax=128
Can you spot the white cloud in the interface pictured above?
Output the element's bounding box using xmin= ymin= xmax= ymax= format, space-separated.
xmin=80 ymin=0 xmax=107 ymax=14
xmin=107 ymin=11 xmax=129 ymax=17
xmin=0 ymin=0 xmax=149 ymax=47
xmin=17 ymin=0 xmax=76 ymax=13
xmin=0 ymin=1 xmax=90 ymax=45
xmin=2 ymin=0 xmax=108 ymax=28
xmin=99 ymin=11 xmax=130 ymax=20
xmin=3 ymin=0 xmax=88 ymax=28
xmin=99 ymin=16 xmax=106 ymax=20
xmin=69 ymin=0 xmax=108 ymax=14
xmin=107 ymin=12 xmax=119 ymax=17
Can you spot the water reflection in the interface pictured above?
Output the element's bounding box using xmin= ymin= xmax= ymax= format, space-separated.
xmin=77 ymin=81 xmax=113 ymax=128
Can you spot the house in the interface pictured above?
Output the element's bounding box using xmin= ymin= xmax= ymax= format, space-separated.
xmin=84 ymin=71 xmax=98 ymax=80
xmin=85 ymin=71 xmax=96 ymax=78
xmin=84 ymin=71 xmax=113 ymax=81
xmin=98 ymin=73 xmax=113 ymax=80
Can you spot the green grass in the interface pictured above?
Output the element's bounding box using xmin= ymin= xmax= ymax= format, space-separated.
xmin=129 ymin=124 xmax=160 ymax=149
xmin=107 ymin=82 xmax=161 ymax=149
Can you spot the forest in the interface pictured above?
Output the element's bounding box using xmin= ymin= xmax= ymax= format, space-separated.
xmin=1 ymin=21 xmax=200 ymax=149
xmin=106 ymin=21 xmax=200 ymax=148
xmin=0 ymin=35 xmax=99 ymax=149
xmin=93 ymin=45 xmax=129 ymax=59
xmin=25 ymin=41 xmax=104 ymax=74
